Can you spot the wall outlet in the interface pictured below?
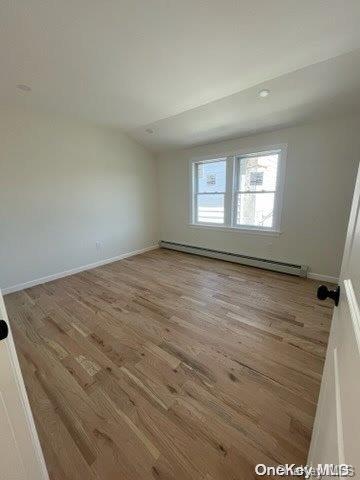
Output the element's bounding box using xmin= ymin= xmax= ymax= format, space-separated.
xmin=95 ymin=241 xmax=102 ymax=251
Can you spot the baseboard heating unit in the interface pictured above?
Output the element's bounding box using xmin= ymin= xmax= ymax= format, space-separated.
xmin=159 ymin=241 xmax=309 ymax=277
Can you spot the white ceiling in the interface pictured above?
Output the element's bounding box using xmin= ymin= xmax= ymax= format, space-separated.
xmin=1 ymin=1 xmax=360 ymax=151
xmin=133 ymin=50 xmax=360 ymax=151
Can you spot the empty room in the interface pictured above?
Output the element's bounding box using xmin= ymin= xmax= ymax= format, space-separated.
xmin=0 ymin=1 xmax=359 ymax=479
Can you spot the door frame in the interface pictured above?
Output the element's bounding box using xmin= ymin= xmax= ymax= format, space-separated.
xmin=0 ymin=290 xmax=49 ymax=480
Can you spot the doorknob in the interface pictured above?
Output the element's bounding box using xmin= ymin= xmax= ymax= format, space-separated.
xmin=0 ymin=320 xmax=8 ymax=341
xmin=317 ymin=285 xmax=340 ymax=306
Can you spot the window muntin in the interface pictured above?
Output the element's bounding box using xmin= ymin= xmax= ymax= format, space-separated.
xmin=191 ymin=148 xmax=284 ymax=232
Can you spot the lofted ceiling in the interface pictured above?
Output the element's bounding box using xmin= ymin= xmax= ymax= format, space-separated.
xmin=133 ymin=50 xmax=360 ymax=151
xmin=1 ymin=0 xmax=360 ymax=151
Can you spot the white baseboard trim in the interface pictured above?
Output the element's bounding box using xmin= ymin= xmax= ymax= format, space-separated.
xmin=2 ymin=244 xmax=159 ymax=295
xmin=307 ymin=272 xmax=338 ymax=283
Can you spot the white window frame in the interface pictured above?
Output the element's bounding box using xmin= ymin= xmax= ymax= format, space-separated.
xmin=189 ymin=144 xmax=287 ymax=235
xmin=191 ymin=157 xmax=229 ymax=226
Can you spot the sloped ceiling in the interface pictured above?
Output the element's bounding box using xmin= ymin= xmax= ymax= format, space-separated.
xmin=132 ymin=50 xmax=360 ymax=151
xmin=1 ymin=0 xmax=360 ymax=151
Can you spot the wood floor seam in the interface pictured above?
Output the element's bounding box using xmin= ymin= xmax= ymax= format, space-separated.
xmin=5 ymin=249 xmax=331 ymax=479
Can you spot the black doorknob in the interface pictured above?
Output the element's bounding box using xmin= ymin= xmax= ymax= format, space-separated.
xmin=317 ymin=285 xmax=340 ymax=306
xmin=0 ymin=320 xmax=8 ymax=341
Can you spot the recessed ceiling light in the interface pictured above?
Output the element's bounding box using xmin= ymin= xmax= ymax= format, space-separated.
xmin=258 ymin=89 xmax=270 ymax=98
xmin=145 ymin=128 xmax=154 ymax=134
xmin=16 ymin=84 xmax=32 ymax=92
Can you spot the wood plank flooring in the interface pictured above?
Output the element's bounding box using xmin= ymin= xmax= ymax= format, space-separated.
xmin=5 ymin=249 xmax=333 ymax=479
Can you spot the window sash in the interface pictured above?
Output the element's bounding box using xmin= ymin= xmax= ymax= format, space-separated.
xmin=195 ymin=192 xmax=225 ymax=224
xmin=233 ymin=152 xmax=280 ymax=229
xmin=193 ymin=159 xmax=227 ymax=194
xmin=234 ymin=191 xmax=276 ymax=228
xmin=192 ymin=158 xmax=229 ymax=225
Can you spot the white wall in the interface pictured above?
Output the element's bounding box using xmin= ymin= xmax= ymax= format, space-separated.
xmin=157 ymin=115 xmax=360 ymax=278
xmin=2 ymin=111 xmax=358 ymax=289
xmin=0 ymin=108 xmax=159 ymax=291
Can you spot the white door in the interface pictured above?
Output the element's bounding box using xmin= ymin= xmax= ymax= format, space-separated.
xmin=0 ymin=289 xmax=48 ymax=480
xmin=308 ymin=165 xmax=360 ymax=477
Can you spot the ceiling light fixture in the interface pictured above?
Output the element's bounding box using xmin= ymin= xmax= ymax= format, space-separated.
xmin=258 ymin=89 xmax=270 ymax=98
xmin=16 ymin=84 xmax=32 ymax=92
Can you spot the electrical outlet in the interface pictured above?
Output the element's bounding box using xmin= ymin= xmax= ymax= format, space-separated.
xmin=96 ymin=241 xmax=101 ymax=251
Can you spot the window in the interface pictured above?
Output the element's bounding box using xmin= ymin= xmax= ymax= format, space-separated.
xmin=190 ymin=147 xmax=286 ymax=233
xmin=193 ymin=158 xmax=227 ymax=224
xmin=235 ymin=152 xmax=279 ymax=229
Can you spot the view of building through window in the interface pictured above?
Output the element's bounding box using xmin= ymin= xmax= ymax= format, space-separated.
xmin=196 ymin=159 xmax=226 ymax=223
xmin=236 ymin=153 xmax=278 ymax=227
xmin=192 ymin=149 xmax=282 ymax=230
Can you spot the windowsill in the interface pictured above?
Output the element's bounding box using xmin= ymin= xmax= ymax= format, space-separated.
xmin=188 ymin=223 xmax=281 ymax=236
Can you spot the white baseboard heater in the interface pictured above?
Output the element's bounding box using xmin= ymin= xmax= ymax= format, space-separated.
xmin=159 ymin=241 xmax=309 ymax=277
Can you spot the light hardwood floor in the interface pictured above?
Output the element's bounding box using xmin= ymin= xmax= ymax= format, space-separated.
xmin=5 ymin=249 xmax=332 ymax=480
